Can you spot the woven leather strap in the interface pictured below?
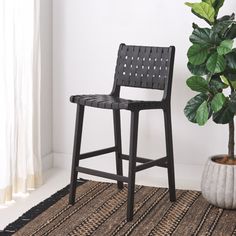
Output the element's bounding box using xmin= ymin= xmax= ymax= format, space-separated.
xmin=114 ymin=44 xmax=172 ymax=90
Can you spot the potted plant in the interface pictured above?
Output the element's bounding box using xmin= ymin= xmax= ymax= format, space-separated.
xmin=184 ymin=0 xmax=236 ymax=208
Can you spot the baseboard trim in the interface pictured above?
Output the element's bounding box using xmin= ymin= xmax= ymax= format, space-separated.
xmin=52 ymin=152 xmax=204 ymax=191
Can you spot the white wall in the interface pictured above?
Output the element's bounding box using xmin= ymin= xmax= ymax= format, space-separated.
xmin=40 ymin=0 xmax=53 ymax=161
xmin=52 ymin=0 xmax=236 ymax=189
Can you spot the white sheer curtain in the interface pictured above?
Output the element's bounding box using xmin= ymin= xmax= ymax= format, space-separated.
xmin=0 ymin=0 xmax=42 ymax=204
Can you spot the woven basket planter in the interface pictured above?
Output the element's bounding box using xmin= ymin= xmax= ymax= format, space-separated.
xmin=201 ymin=156 xmax=236 ymax=209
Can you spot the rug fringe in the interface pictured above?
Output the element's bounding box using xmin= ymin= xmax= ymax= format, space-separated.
xmin=1 ymin=179 xmax=87 ymax=235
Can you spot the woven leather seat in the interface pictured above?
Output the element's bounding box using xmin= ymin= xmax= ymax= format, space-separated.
xmin=70 ymin=94 xmax=163 ymax=110
xmin=69 ymin=44 xmax=176 ymax=222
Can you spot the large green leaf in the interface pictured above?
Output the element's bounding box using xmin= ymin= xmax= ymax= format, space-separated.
xmin=211 ymin=93 xmax=226 ymax=112
xmin=213 ymin=0 xmax=225 ymax=17
xmin=217 ymin=40 xmax=234 ymax=55
xmin=212 ymin=20 xmax=235 ymax=37
xmin=190 ymin=28 xmax=211 ymax=45
xmin=184 ymin=93 xmax=208 ymax=123
xmin=187 ymin=62 xmax=208 ymax=76
xmin=213 ymin=103 xmax=234 ymax=124
xmin=187 ymin=44 xmax=209 ymax=65
xmin=224 ymin=72 xmax=236 ymax=81
xmin=186 ymin=76 xmax=209 ymax=93
xmin=229 ymin=92 xmax=236 ymax=112
xmin=225 ymin=50 xmax=236 ymax=71
xmin=196 ymin=101 xmax=209 ymax=125
xmin=203 ymin=0 xmax=216 ymax=5
xmin=213 ymin=13 xmax=235 ymax=37
xmin=217 ymin=13 xmax=235 ymax=22
xmin=225 ymin=50 xmax=236 ymax=70
xmin=226 ymin=23 xmax=236 ymax=39
xmin=206 ymin=53 xmax=226 ymax=73
xmin=190 ymin=28 xmax=220 ymax=45
xmin=185 ymin=2 xmax=215 ymax=24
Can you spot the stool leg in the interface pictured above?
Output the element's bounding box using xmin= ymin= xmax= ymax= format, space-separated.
xmin=127 ymin=111 xmax=139 ymax=221
xmin=69 ymin=104 xmax=85 ymax=205
xmin=113 ymin=110 xmax=123 ymax=189
xmin=164 ymin=108 xmax=176 ymax=202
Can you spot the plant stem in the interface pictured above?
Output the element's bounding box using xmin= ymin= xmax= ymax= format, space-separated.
xmin=228 ymin=86 xmax=235 ymax=160
xmin=228 ymin=118 xmax=235 ymax=160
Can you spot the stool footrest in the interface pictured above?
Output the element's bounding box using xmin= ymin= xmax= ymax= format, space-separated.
xmin=80 ymin=146 xmax=116 ymax=160
xmin=136 ymin=157 xmax=167 ymax=172
xmin=77 ymin=166 xmax=129 ymax=183
xmin=121 ymin=154 xmax=167 ymax=167
xmin=121 ymin=154 xmax=168 ymax=169
xmin=121 ymin=154 xmax=153 ymax=163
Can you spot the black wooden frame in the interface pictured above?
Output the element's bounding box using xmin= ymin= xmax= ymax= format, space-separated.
xmin=69 ymin=44 xmax=176 ymax=221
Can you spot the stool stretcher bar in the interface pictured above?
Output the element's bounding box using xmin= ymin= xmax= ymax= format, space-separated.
xmin=76 ymin=166 xmax=129 ymax=183
xmin=79 ymin=146 xmax=116 ymax=160
xmin=121 ymin=154 xmax=168 ymax=169
xmin=135 ymin=157 xmax=168 ymax=172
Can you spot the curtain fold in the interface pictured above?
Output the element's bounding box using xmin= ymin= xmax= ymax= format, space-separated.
xmin=0 ymin=0 xmax=42 ymax=204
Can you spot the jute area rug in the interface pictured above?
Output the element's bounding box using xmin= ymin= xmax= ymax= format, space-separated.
xmin=2 ymin=180 xmax=236 ymax=236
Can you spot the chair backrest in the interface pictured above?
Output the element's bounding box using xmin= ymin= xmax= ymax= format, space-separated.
xmin=112 ymin=44 xmax=175 ymax=99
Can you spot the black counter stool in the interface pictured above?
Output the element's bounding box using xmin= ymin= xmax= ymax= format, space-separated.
xmin=69 ymin=44 xmax=176 ymax=221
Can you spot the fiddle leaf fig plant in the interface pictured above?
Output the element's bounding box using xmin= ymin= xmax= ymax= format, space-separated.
xmin=184 ymin=0 xmax=236 ymax=161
